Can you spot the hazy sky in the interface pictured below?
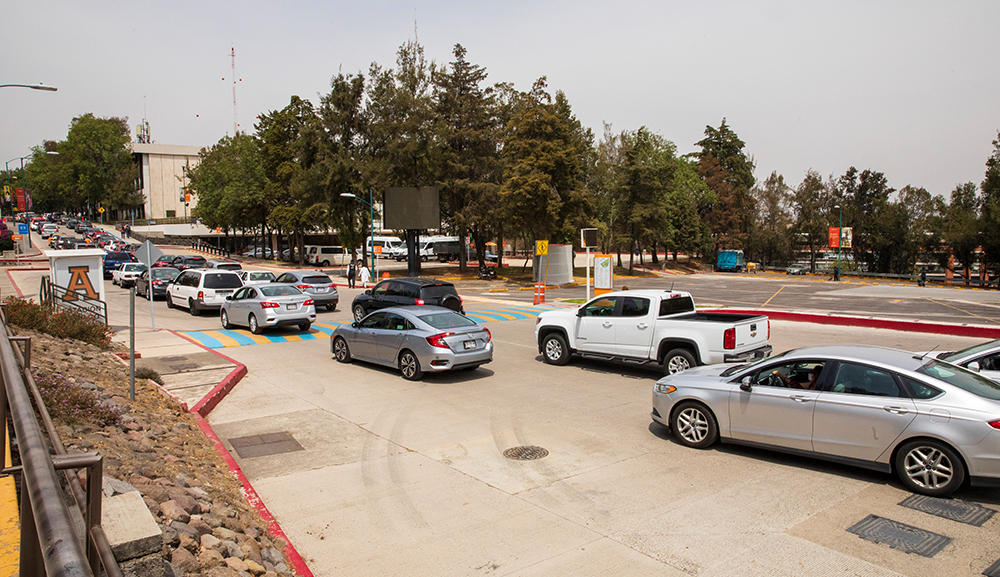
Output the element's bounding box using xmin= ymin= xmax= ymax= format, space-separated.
xmin=4 ymin=1 xmax=998 ymax=197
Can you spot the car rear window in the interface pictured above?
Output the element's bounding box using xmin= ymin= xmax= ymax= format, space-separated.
xmin=203 ymin=273 xmax=243 ymax=289
xmin=248 ymin=272 xmax=275 ymax=281
xmin=418 ymin=311 xmax=476 ymax=329
xmin=419 ymin=285 xmax=458 ymax=300
xmin=260 ymin=286 xmax=302 ymax=297
xmin=188 ymin=256 xmax=207 ymax=264
xmin=917 ymin=360 xmax=1000 ymax=400
xmin=152 ymin=269 xmax=178 ymax=279
xmin=303 ymin=275 xmax=333 ymax=284
xmin=215 ymin=263 xmax=242 ymax=270
xmin=659 ymin=296 xmax=695 ymax=316
xmin=107 ymin=252 xmax=130 ymax=261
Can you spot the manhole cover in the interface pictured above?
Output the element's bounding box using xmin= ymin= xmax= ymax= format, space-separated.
xmin=898 ymin=494 xmax=996 ymax=527
xmin=847 ymin=515 xmax=951 ymax=558
xmin=503 ymin=446 xmax=548 ymax=461
xmin=229 ymin=432 xmax=304 ymax=459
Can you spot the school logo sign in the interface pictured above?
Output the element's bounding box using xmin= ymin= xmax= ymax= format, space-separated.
xmin=45 ymin=249 xmax=106 ymax=303
xmin=64 ymin=266 xmax=100 ymax=300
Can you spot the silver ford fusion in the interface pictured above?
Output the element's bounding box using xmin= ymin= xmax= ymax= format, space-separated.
xmin=651 ymin=344 xmax=1000 ymax=496
xmin=220 ymin=284 xmax=316 ymax=333
xmin=331 ymin=306 xmax=492 ymax=380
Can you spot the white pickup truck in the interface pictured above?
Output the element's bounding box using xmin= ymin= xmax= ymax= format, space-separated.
xmin=534 ymin=289 xmax=772 ymax=374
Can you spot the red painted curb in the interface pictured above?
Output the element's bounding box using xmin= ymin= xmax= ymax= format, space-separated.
xmin=708 ymin=309 xmax=1000 ymax=339
xmin=193 ymin=416 xmax=315 ymax=577
xmin=167 ymin=329 xmax=249 ymax=418
xmin=4 ymin=270 xmax=24 ymax=297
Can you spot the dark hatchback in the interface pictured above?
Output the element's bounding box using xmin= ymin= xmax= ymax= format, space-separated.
xmin=171 ymin=255 xmax=208 ymax=271
xmin=273 ymin=271 xmax=339 ymax=310
xmin=351 ymin=277 xmax=463 ymax=321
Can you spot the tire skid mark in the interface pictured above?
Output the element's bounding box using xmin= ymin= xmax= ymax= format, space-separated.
xmin=360 ymin=408 xmax=393 ymax=532
xmin=386 ymin=405 xmax=428 ymax=528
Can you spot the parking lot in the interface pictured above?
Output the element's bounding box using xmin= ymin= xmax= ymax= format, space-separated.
xmin=11 ymin=234 xmax=1000 ymax=576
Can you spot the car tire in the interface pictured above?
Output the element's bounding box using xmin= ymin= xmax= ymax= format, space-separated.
xmin=895 ymin=439 xmax=966 ymax=496
xmin=166 ymin=293 xmax=175 ymax=308
xmin=399 ymin=350 xmax=423 ymax=381
xmin=321 ymin=260 xmax=329 ymax=267
xmin=299 ymin=322 xmax=311 ymax=332
xmin=189 ymin=299 xmax=200 ymax=316
xmin=221 ymin=310 xmax=231 ymax=330
xmin=541 ymin=333 xmax=570 ymax=366
xmin=663 ymin=348 xmax=696 ymax=375
xmin=326 ymin=304 xmax=336 ymax=311
xmin=353 ymin=304 xmax=366 ymax=322
xmin=670 ymin=401 xmax=719 ymax=449
xmin=333 ymin=336 xmax=351 ymax=363
xmin=249 ymin=314 xmax=261 ymax=335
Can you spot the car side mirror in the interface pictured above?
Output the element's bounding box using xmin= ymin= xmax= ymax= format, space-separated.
xmin=968 ymin=361 xmax=981 ymax=372
xmin=576 ymin=308 xmax=586 ymax=317
xmin=365 ymin=289 xmax=372 ymax=296
xmin=740 ymin=376 xmax=753 ymax=392
xmin=351 ymin=322 xmax=358 ymax=328
xmin=225 ymin=296 xmax=232 ymax=301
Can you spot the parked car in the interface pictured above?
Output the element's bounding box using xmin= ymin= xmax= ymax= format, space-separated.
xmin=241 ymin=247 xmax=273 ymax=259
xmin=786 ymin=264 xmax=807 ymax=275
xmin=151 ymin=255 xmax=176 ymax=268
xmin=220 ymin=284 xmax=316 ymax=334
xmin=135 ymin=267 xmax=180 ymax=300
xmin=924 ymin=339 xmax=1000 ymax=382
xmin=350 ymin=277 xmax=463 ymax=322
xmin=207 ymin=260 xmax=243 ymax=271
xmin=305 ymin=245 xmax=347 ymax=267
xmin=170 ymin=255 xmax=208 ymax=271
xmin=102 ymin=251 xmax=136 ymax=279
xmin=331 ymin=306 xmax=493 ymax=380
xmin=165 ymin=269 xmax=244 ymax=315
xmin=273 ymin=271 xmax=339 ymax=311
xmin=238 ymin=270 xmax=277 ymax=285
xmin=535 ymin=290 xmax=771 ymax=375
xmin=111 ymin=262 xmax=148 ymax=288
xmin=651 ymin=344 xmax=1000 ymax=496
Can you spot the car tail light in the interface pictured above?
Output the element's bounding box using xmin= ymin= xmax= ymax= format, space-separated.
xmin=303 ymin=299 xmax=314 ymax=306
xmin=296 ymin=284 xmax=310 ymax=290
xmin=260 ymin=302 xmax=280 ymax=309
xmin=483 ymin=327 xmax=491 ymax=342
xmin=989 ymin=420 xmax=1000 ymax=430
xmin=415 ymin=298 xmax=425 ymax=305
xmin=723 ymin=327 xmax=735 ymax=350
xmin=197 ymin=291 xmax=204 ymax=300
xmin=425 ymin=332 xmax=455 ymax=348
xmin=767 ymin=320 xmax=770 ymax=340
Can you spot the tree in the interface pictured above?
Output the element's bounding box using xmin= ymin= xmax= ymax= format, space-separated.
xmin=696 ymin=119 xmax=756 ymax=255
xmin=980 ymin=132 xmax=1000 ymax=277
xmin=831 ymin=167 xmax=894 ymax=272
xmin=751 ymin=171 xmax=793 ymax=267
xmin=188 ymin=134 xmax=266 ymax=239
xmin=934 ymin=183 xmax=979 ymax=279
xmin=791 ymin=170 xmax=829 ymax=272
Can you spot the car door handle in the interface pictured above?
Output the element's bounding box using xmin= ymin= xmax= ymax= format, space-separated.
xmin=883 ymin=406 xmax=910 ymax=415
xmin=636 ymin=323 xmax=648 ymax=329
xmin=789 ymin=395 xmax=812 ymax=403
xmin=602 ymin=322 xmax=613 ymax=328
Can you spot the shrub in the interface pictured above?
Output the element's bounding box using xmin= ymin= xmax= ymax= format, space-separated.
xmin=33 ymin=371 xmax=124 ymax=427
xmin=135 ymin=366 xmax=164 ymax=386
xmin=4 ymin=297 xmax=113 ymax=350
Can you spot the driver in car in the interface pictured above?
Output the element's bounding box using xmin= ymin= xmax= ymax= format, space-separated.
xmin=771 ymin=365 xmax=822 ymax=390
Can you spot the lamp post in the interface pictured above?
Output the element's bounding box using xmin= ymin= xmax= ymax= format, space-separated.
xmin=0 ymin=84 xmax=57 ymax=92
xmin=834 ymin=204 xmax=842 ymax=282
xmin=340 ymin=191 xmax=375 ymax=274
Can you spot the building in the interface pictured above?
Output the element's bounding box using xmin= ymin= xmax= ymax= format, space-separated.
xmin=131 ymin=143 xmax=202 ymax=220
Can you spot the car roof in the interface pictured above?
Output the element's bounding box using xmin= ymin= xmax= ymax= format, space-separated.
xmin=384 ymin=277 xmax=455 ymax=287
xmin=781 ymin=344 xmax=925 ymax=372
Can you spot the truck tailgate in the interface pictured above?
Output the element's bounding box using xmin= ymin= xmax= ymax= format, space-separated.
xmin=733 ymin=316 xmax=768 ymax=350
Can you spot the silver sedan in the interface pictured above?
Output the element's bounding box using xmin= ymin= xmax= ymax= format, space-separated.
xmin=651 ymin=344 xmax=1000 ymax=496
xmin=220 ymin=284 xmax=316 ymax=334
xmin=330 ymin=306 xmax=492 ymax=380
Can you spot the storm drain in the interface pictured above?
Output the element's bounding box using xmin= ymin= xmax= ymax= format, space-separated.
xmin=229 ymin=432 xmax=304 ymax=459
xmin=847 ymin=515 xmax=951 ymax=557
xmin=503 ymin=446 xmax=549 ymax=461
xmin=899 ymin=494 xmax=996 ymax=527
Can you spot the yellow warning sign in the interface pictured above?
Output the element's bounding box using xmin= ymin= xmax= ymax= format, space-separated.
xmin=535 ymin=240 xmax=548 ymax=256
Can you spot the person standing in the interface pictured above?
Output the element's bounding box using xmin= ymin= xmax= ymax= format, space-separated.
xmin=347 ymin=259 xmax=357 ymax=289
xmin=359 ymin=262 xmax=371 ymax=288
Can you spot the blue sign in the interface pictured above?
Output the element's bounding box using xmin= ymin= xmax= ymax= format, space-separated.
xmin=17 ymin=224 xmax=28 ymax=235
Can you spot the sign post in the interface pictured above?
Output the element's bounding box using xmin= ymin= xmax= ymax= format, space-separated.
xmin=134 ymin=240 xmax=164 ymax=330
xmin=581 ymin=228 xmax=597 ymax=301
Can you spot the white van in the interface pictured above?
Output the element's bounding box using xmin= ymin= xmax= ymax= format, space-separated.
xmin=357 ymin=236 xmax=404 ymax=259
xmin=306 ymin=245 xmax=349 ymax=267
xmin=419 ymin=236 xmax=460 ymax=262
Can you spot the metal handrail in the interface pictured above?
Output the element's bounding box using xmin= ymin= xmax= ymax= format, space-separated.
xmin=0 ymin=307 xmax=122 ymax=576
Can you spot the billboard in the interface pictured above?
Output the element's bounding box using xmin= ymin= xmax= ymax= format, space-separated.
xmin=383 ymin=187 xmax=440 ymax=230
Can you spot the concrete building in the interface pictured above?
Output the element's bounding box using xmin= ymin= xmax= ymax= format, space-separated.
xmin=131 ymin=143 xmax=202 ymax=220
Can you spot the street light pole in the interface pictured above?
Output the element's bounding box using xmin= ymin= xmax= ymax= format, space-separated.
xmin=835 ymin=205 xmax=842 ymax=282
xmin=0 ymin=84 xmax=57 ymax=92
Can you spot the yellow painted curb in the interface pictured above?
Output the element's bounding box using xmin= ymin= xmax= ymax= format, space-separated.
xmin=487 ymin=288 xmax=509 ymax=293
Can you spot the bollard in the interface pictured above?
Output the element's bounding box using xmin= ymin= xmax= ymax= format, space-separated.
xmin=382 ymin=272 xmax=390 ymax=280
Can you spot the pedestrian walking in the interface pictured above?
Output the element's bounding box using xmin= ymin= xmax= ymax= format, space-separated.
xmin=919 ymin=269 xmax=927 ymax=287
xmin=359 ymin=262 xmax=371 ymax=288
xmin=347 ymin=259 xmax=357 ymax=289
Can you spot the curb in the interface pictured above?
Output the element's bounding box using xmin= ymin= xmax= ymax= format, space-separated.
xmin=709 ymin=309 xmax=1000 ymax=339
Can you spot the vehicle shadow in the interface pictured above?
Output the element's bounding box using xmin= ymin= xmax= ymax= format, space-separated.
xmin=533 ymin=355 xmax=661 ymax=381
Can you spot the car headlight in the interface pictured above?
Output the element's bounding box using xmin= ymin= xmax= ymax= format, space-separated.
xmin=654 ymin=383 xmax=676 ymax=394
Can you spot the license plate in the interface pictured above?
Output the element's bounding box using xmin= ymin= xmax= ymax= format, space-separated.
xmin=217 ymin=290 xmax=233 ymax=295
xmin=464 ymin=340 xmax=476 ymax=350
xmin=286 ymin=304 xmax=296 ymax=310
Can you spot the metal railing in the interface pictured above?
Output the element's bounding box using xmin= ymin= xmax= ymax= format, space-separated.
xmin=192 ymin=240 xmax=231 ymax=259
xmin=38 ymin=277 xmax=108 ymax=325
xmin=0 ymin=306 xmax=121 ymax=576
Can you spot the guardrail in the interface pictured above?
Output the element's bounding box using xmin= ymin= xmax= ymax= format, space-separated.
xmin=38 ymin=276 xmax=108 ymax=325
xmin=0 ymin=305 xmax=122 ymax=576
xmin=193 ymin=240 xmax=231 ymax=259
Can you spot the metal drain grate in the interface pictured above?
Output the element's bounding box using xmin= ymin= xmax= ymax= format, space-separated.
xmin=503 ymin=446 xmax=549 ymax=461
xmin=229 ymin=432 xmax=304 ymax=459
xmin=899 ymin=494 xmax=996 ymax=527
xmin=847 ymin=515 xmax=951 ymax=557
xmin=983 ymin=558 xmax=1000 ymax=577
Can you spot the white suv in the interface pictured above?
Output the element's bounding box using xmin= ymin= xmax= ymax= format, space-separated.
xmin=166 ymin=269 xmax=244 ymax=316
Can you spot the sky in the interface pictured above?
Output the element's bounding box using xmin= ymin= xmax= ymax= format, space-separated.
xmin=3 ymin=1 xmax=999 ymax=198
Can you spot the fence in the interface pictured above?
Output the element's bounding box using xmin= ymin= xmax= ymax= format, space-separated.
xmin=38 ymin=276 xmax=108 ymax=325
xmin=193 ymin=239 xmax=231 ymax=259
xmin=0 ymin=305 xmax=121 ymax=576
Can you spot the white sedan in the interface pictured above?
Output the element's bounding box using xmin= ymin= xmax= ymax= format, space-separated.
xmin=111 ymin=263 xmax=148 ymax=288
xmin=238 ymin=270 xmax=277 ymax=285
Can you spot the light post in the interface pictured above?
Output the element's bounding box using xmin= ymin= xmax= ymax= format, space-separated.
xmin=340 ymin=191 xmax=375 ymax=274
xmin=834 ymin=204 xmax=842 ymax=282
xmin=0 ymin=84 xmax=57 ymax=92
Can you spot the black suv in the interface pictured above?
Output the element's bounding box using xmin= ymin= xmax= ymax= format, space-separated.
xmin=170 ymin=255 xmax=208 ymax=271
xmin=351 ymin=277 xmax=463 ymax=321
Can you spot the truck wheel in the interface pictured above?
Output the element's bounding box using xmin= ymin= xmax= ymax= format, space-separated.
xmin=541 ymin=333 xmax=570 ymax=366
xmin=663 ymin=348 xmax=695 ymax=375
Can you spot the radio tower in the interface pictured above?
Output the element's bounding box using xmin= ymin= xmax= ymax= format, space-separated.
xmin=230 ymin=47 xmax=239 ymax=135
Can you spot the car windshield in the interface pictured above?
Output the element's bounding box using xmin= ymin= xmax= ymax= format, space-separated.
xmin=940 ymin=339 xmax=1000 ymax=363
xmin=917 ymin=359 xmax=1000 ymax=400
xmin=203 ymin=273 xmax=242 ymax=289
xmin=260 ymin=286 xmax=301 ymax=297
xmin=303 ymin=275 xmax=332 ymax=284
xmin=418 ymin=311 xmax=477 ymax=329
xmin=248 ymin=272 xmax=275 ymax=281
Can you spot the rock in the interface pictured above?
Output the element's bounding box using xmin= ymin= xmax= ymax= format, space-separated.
xmin=136 ymin=483 xmax=168 ymax=502
xmin=201 ymin=513 xmax=224 ymax=528
xmin=245 ymin=559 xmax=267 ymax=576
xmin=160 ymin=500 xmax=190 ymax=523
xmin=221 ymin=539 xmax=244 ymax=560
xmin=102 ymin=475 xmax=137 ymax=497
xmin=203 ymin=566 xmax=241 ymax=577
xmin=178 ymin=534 xmax=198 ymax=554
xmin=163 ymin=561 xmax=183 ymax=577
xmin=169 ymin=521 xmax=198 ymax=540
xmin=214 ymin=527 xmax=238 ymax=542
xmin=224 ymin=556 xmax=249 ymax=573
xmin=200 ymin=533 xmax=222 ymax=550
xmin=169 ymin=547 xmax=199 ymax=574
xmin=189 ymin=517 xmax=213 ymax=536
xmin=158 ymin=524 xmax=179 ymax=548
xmin=198 ymin=548 xmax=226 ymax=568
